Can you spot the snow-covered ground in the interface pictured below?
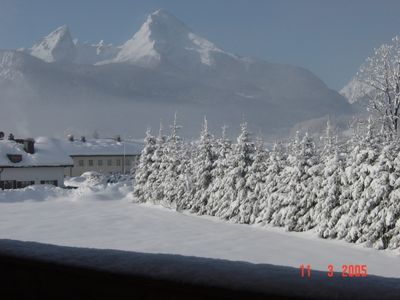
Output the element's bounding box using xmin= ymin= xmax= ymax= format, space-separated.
xmin=0 ymin=176 xmax=399 ymax=279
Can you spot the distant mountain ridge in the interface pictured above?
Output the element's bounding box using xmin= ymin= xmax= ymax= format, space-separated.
xmin=21 ymin=10 xmax=240 ymax=68
xmin=0 ymin=9 xmax=352 ymax=138
xmin=21 ymin=24 xmax=118 ymax=64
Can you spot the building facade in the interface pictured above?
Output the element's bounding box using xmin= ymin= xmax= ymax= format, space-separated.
xmin=65 ymin=154 xmax=140 ymax=177
xmin=0 ymin=136 xmax=73 ymax=190
xmin=0 ymin=166 xmax=67 ymax=189
xmin=61 ymin=138 xmax=143 ymax=177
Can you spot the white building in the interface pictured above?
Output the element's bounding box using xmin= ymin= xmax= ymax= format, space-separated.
xmin=61 ymin=138 xmax=143 ymax=177
xmin=0 ymin=137 xmax=73 ymax=190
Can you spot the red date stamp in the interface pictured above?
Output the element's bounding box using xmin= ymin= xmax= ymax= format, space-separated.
xmin=340 ymin=264 xmax=368 ymax=277
xmin=300 ymin=264 xmax=368 ymax=278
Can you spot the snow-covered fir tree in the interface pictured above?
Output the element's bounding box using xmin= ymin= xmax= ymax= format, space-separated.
xmin=215 ymin=122 xmax=255 ymax=222
xmin=360 ymin=142 xmax=397 ymax=248
xmin=160 ymin=114 xmax=188 ymax=210
xmin=133 ymin=128 xmax=156 ymax=202
xmin=257 ymin=141 xmax=286 ymax=224
xmin=148 ymin=123 xmax=167 ymax=204
xmin=387 ymin=149 xmax=400 ymax=249
xmin=268 ymin=135 xmax=300 ymax=228
xmin=334 ymin=118 xmax=379 ymax=242
xmin=313 ymin=121 xmax=344 ymax=238
xmin=239 ymin=136 xmax=268 ymax=224
xmin=295 ymin=133 xmax=322 ymax=231
xmin=188 ymin=117 xmax=217 ymax=214
xmin=315 ymin=149 xmax=344 ymax=238
xmin=206 ymin=125 xmax=232 ymax=216
xmin=272 ymin=133 xmax=320 ymax=231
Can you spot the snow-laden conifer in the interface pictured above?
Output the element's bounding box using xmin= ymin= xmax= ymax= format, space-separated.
xmin=295 ymin=133 xmax=322 ymax=231
xmin=239 ymin=136 xmax=268 ymax=224
xmin=360 ymin=142 xmax=397 ymax=248
xmin=189 ymin=117 xmax=216 ymax=214
xmin=160 ymin=114 xmax=188 ymax=210
xmin=313 ymin=120 xmax=344 ymax=238
xmin=272 ymin=133 xmax=320 ymax=231
xmin=335 ymin=118 xmax=378 ymax=242
xmin=206 ymin=126 xmax=232 ymax=216
xmin=314 ymin=154 xmax=344 ymax=237
xmin=257 ymin=141 xmax=286 ymax=224
xmin=215 ymin=122 xmax=255 ymax=222
xmin=148 ymin=123 xmax=167 ymax=204
xmin=387 ymin=149 xmax=400 ymax=249
xmin=133 ymin=128 xmax=156 ymax=202
xmin=269 ymin=134 xmax=299 ymax=227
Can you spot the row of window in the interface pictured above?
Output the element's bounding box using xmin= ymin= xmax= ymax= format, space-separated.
xmin=0 ymin=180 xmax=58 ymax=190
xmin=77 ymin=157 xmax=137 ymax=168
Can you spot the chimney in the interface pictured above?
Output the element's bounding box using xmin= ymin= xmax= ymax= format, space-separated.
xmin=24 ymin=138 xmax=35 ymax=154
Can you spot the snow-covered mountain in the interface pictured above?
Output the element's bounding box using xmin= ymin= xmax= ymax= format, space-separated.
xmin=0 ymin=9 xmax=352 ymax=138
xmin=27 ymin=25 xmax=77 ymax=63
xmin=111 ymin=9 xmax=238 ymax=69
xmin=22 ymin=25 xmax=118 ymax=64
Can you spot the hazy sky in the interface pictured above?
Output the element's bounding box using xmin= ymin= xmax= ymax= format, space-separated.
xmin=1 ymin=0 xmax=400 ymax=90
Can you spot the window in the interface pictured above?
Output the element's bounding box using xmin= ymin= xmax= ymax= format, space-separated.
xmin=125 ymin=158 xmax=131 ymax=166
xmin=88 ymin=159 xmax=94 ymax=167
xmin=98 ymin=159 xmax=103 ymax=166
xmin=16 ymin=181 xmax=34 ymax=189
xmin=40 ymin=180 xmax=58 ymax=186
xmin=116 ymin=159 xmax=121 ymax=166
xmin=0 ymin=180 xmax=16 ymax=190
xmin=0 ymin=180 xmax=16 ymax=189
xmin=78 ymin=160 xmax=84 ymax=167
xmin=7 ymin=154 xmax=22 ymax=163
xmin=107 ymin=159 xmax=112 ymax=166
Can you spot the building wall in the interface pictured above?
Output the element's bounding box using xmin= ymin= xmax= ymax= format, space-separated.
xmin=0 ymin=166 xmax=66 ymax=188
xmin=65 ymin=155 xmax=140 ymax=177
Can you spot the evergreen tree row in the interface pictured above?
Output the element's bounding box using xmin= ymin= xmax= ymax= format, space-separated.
xmin=134 ymin=117 xmax=400 ymax=250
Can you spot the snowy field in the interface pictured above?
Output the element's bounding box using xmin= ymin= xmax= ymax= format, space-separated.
xmin=0 ymin=177 xmax=399 ymax=279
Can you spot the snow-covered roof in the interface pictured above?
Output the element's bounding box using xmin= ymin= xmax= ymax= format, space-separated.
xmin=60 ymin=138 xmax=143 ymax=156
xmin=0 ymin=137 xmax=73 ymax=168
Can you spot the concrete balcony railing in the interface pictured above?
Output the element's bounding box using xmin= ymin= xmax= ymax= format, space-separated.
xmin=0 ymin=239 xmax=399 ymax=300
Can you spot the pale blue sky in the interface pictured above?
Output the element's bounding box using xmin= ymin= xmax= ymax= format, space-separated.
xmin=1 ymin=0 xmax=399 ymax=90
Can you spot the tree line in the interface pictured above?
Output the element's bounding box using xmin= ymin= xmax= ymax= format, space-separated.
xmin=134 ymin=116 xmax=400 ymax=250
